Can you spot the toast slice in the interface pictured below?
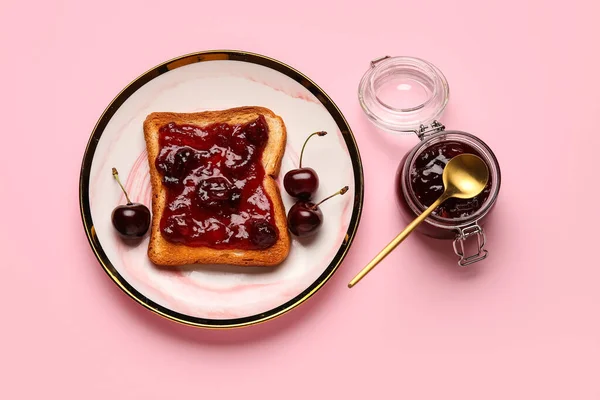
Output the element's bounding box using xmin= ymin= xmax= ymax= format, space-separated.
xmin=143 ymin=106 xmax=291 ymax=267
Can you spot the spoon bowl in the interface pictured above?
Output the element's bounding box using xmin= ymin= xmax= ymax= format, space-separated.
xmin=348 ymin=153 xmax=489 ymax=288
xmin=442 ymin=154 xmax=489 ymax=200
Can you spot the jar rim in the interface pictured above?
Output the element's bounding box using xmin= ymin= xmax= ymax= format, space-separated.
xmin=401 ymin=131 xmax=502 ymax=229
xmin=358 ymin=56 xmax=450 ymax=134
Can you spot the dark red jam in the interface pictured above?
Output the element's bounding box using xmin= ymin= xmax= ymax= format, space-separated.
xmin=155 ymin=115 xmax=279 ymax=250
xmin=410 ymin=141 xmax=492 ymax=219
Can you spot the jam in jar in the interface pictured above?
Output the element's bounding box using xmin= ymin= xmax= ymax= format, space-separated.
xmin=395 ymin=131 xmax=501 ymax=259
xmin=406 ymin=140 xmax=492 ymax=220
xmin=359 ymin=55 xmax=502 ymax=266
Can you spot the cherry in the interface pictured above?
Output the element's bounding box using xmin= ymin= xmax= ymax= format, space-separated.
xmin=287 ymin=186 xmax=348 ymax=237
xmin=157 ymin=147 xmax=194 ymax=187
xmin=250 ymin=220 xmax=278 ymax=249
xmin=245 ymin=115 xmax=269 ymax=146
xmin=196 ymin=177 xmax=242 ymax=215
xmin=161 ymin=214 xmax=193 ymax=242
xmin=111 ymin=168 xmax=151 ymax=239
xmin=283 ymin=131 xmax=327 ymax=200
xmin=196 ymin=176 xmax=230 ymax=209
xmin=198 ymin=176 xmax=231 ymax=202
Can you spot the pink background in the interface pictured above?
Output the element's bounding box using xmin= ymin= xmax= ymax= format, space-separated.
xmin=2 ymin=0 xmax=599 ymax=398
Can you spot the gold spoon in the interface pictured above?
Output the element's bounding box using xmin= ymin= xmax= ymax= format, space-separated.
xmin=348 ymin=153 xmax=490 ymax=288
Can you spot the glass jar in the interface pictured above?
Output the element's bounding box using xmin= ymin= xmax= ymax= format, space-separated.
xmin=358 ymin=56 xmax=502 ymax=266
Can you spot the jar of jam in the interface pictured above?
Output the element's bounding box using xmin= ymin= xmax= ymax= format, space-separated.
xmin=358 ymin=56 xmax=502 ymax=266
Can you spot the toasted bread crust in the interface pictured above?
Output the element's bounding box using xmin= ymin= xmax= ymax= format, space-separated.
xmin=143 ymin=106 xmax=290 ymax=267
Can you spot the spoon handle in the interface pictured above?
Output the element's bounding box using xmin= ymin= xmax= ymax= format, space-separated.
xmin=348 ymin=196 xmax=445 ymax=288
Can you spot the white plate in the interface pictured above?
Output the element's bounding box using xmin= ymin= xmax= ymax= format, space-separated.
xmin=80 ymin=50 xmax=364 ymax=328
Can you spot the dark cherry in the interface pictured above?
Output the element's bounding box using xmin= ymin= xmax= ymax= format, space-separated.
xmin=112 ymin=203 xmax=151 ymax=238
xmin=197 ymin=176 xmax=231 ymax=202
xmin=195 ymin=177 xmax=241 ymax=215
xmin=162 ymin=214 xmax=193 ymax=240
xmin=245 ymin=115 xmax=269 ymax=145
xmin=283 ymin=168 xmax=319 ymax=201
xmin=287 ymin=186 xmax=349 ymax=237
xmin=250 ymin=220 xmax=278 ymax=249
xmin=287 ymin=201 xmax=323 ymax=237
xmin=157 ymin=147 xmax=195 ymax=187
xmin=111 ymin=168 xmax=151 ymax=239
xmin=283 ymin=131 xmax=327 ymax=199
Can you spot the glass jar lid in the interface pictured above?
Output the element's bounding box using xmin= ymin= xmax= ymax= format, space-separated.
xmin=358 ymin=56 xmax=450 ymax=134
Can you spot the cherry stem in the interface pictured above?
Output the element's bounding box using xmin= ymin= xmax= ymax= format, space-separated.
xmin=112 ymin=167 xmax=132 ymax=204
xmin=311 ymin=186 xmax=349 ymax=209
xmin=299 ymin=131 xmax=327 ymax=168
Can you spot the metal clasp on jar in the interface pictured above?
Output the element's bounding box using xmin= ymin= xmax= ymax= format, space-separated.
xmin=417 ymin=120 xmax=445 ymax=140
xmin=453 ymin=223 xmax=488 ymax=267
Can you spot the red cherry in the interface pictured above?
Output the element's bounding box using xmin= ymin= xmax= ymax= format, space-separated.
xmin=287 ymin=201 xmax=323 ymax=237
xmin=245 ymin=115 xmax=269 ymax=146
xmin=111 ymin=168 xmax=151 ymax=239
xmin=156 ymin=147 xmax=195 ymax=188
xmin=195 ymin=177 xmax=241 ymax=215
xmin=283 ymin=131 xmax=326 ymax=199
xmin=250 ymin=220 xmax=278 ymax=249
xmin=283 ymin=167 xmax=319 ymax=200
xmin=287 ymin=186 xmax=349 ymax=237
